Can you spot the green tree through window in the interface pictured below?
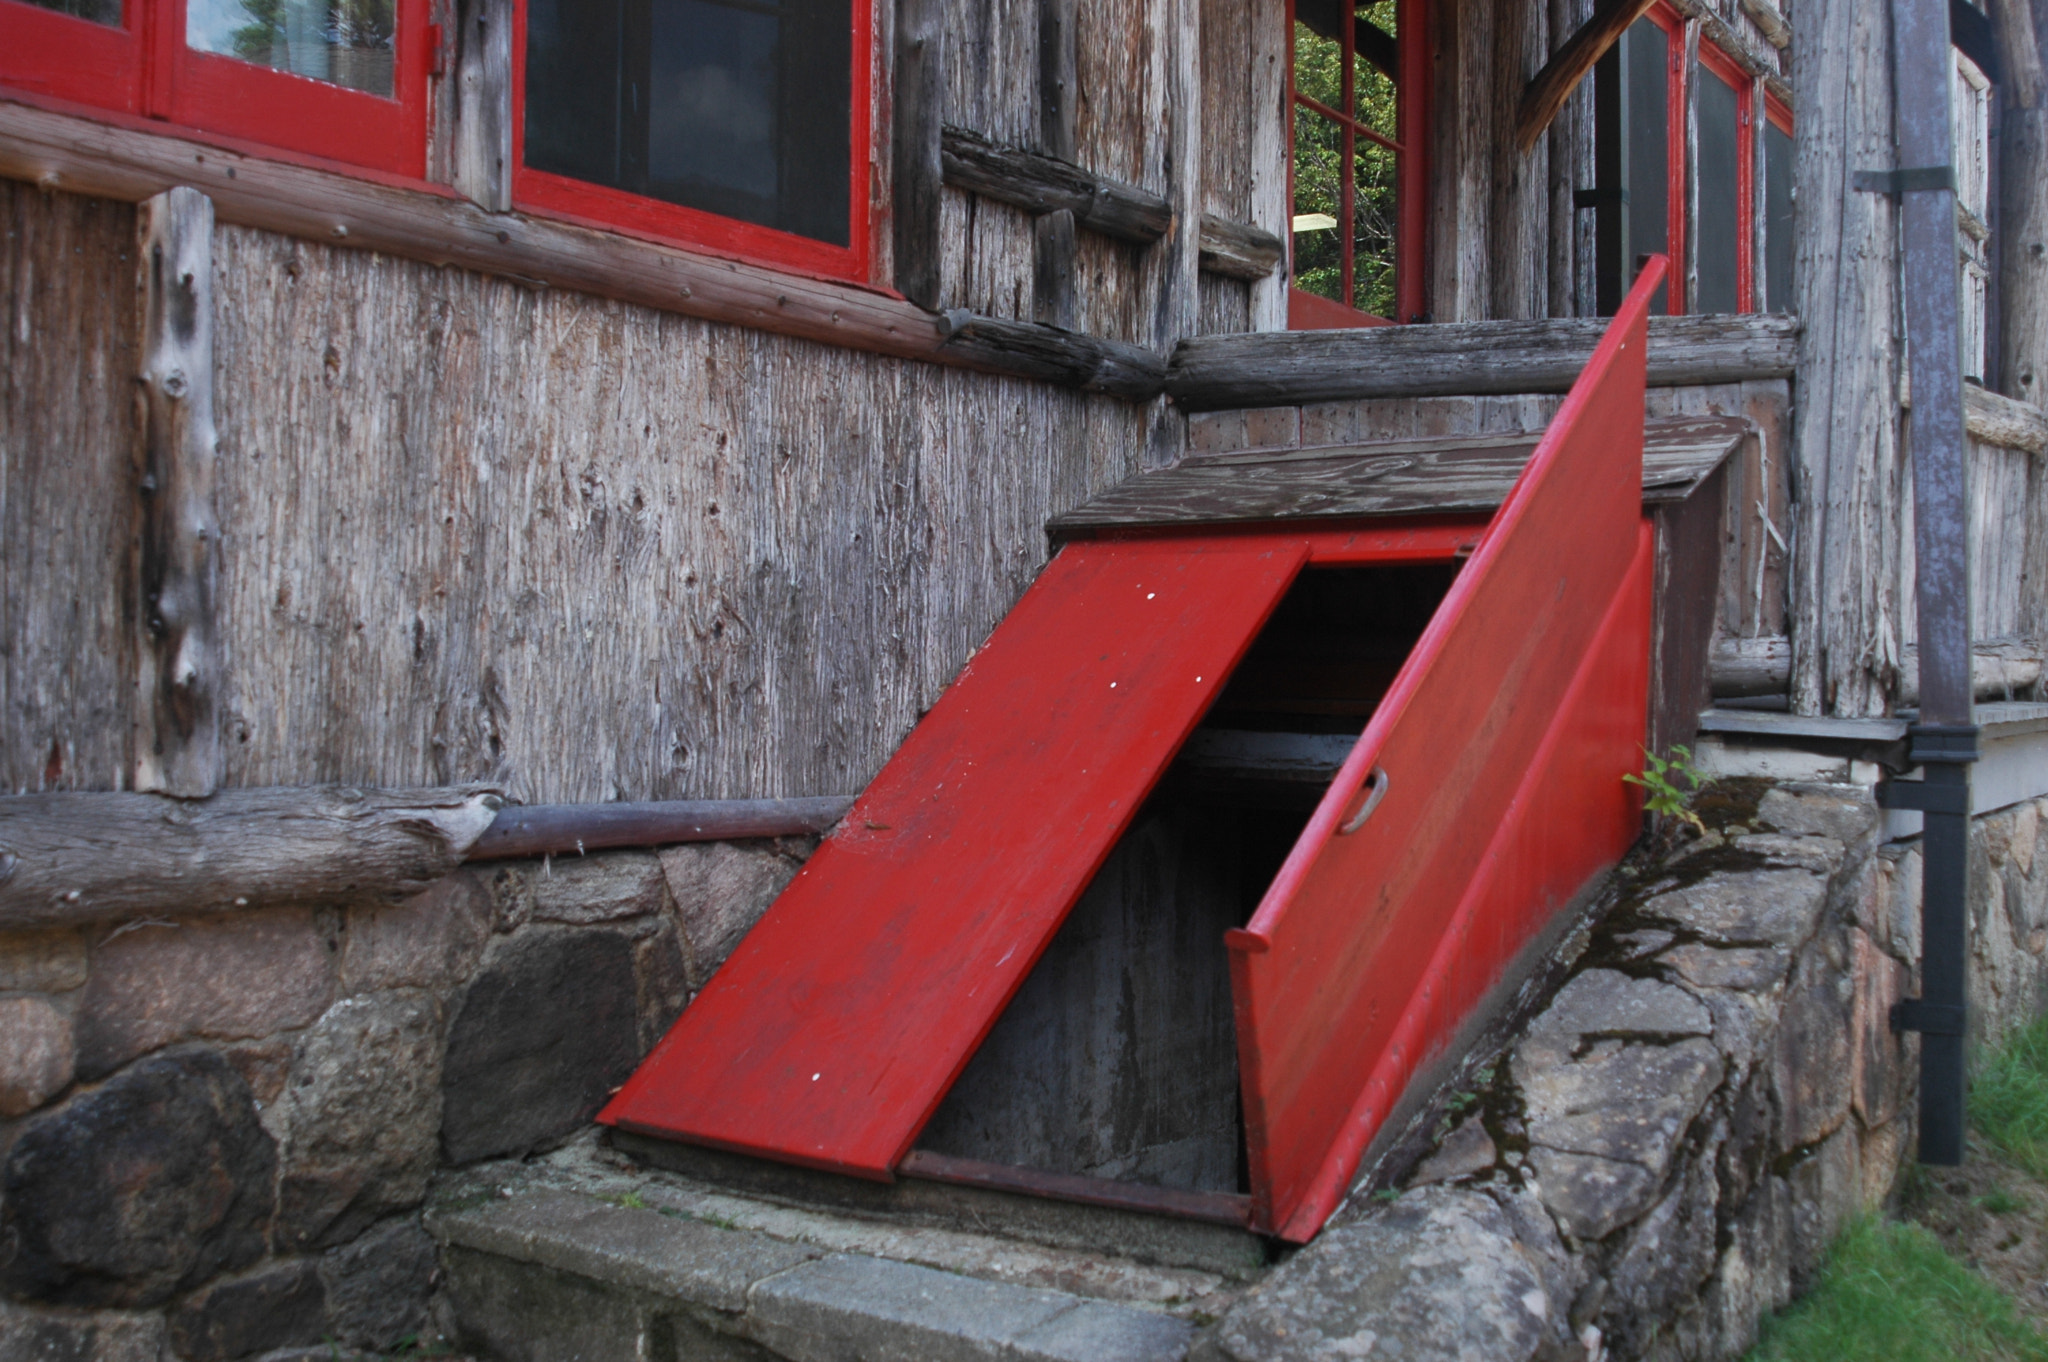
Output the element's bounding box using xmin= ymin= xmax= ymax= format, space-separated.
xmin=1292 ymin=0 xmax=1401 ymax=320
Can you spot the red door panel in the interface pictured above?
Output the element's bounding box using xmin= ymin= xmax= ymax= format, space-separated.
xmin=601 ymin=535 xmax=1311 ymax=1177
xmin=1229 ymin=260 xmax=1666 ymax=1241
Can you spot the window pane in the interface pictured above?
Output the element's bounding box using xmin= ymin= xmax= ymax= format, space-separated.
xmin=1622 ymin=18 xmax=1669 ymax=314
xmin=526 ymin=0 xmax=850 ymax=246
xmin=1694 ymin=66 xmax=1741 ymax=314
xmin=1293 ymin=16 xmax=1342 ymax=113
xmin=1353 ymin=0 xmax=1397 ymax=132
xmin=187 ymin=0 xmax=395 ymax=97
xmin=1292 ymin=102 xmax=1345 ymax=304
xmin=1764 ymin=121 xmax=1793 ymax=313
xmin=18 ymin=0 xmax=120 ymax=25
xmin=1352 ymin=128 xmax=1396 ymax=317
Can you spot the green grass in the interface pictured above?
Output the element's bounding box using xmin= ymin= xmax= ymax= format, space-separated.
xmin=1745 ymin=1218 xmax=2048 ymax=1362
xmin=1973 ymin=1012 xmax=2048 ymax=1183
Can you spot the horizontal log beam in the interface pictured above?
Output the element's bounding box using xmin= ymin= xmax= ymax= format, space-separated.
xmin=939 ymin=310 xmax=1168 ymax=400
xmin=0 ymin=786 xmax=501 ymax=930
xmin=1197 ymin=213 xmax=1286 ymax=280
xmin=938 ymin=125 xmax=1173 ymax=243
xmin=1967 ymin=385 xmax=2048 ymax=453
xmin=467 ymin=797 xmax=854 ymax=860
xmin=1167 ymin=313 xmax=1800 ymax=410
xmin=1738 ymin=0 xmax=1792 ymax=49
xmin=1710 ymin=635 xmax=2046 ymax=702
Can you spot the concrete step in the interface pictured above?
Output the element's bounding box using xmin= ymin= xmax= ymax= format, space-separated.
xmin=427 ymin=1140 xmax=1236 ymax=1362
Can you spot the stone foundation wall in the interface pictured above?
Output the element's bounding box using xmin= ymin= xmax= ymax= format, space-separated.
xmin=0 ymin=838 xmax=809 ymax=1360
xmin=1204 ymin=781 xmax=2048 ymax=1362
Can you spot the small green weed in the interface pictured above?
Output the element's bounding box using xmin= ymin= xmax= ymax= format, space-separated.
xmin=1978 ymin=1188 xmax=2025 ymax=1215
xmin=1624 ymin=745 xmax=1710 ymax=834
xmin=1972 ymin=1012 xmax=2048 ymax=1183
xmin=1744 ymin=1218 xmax=2048 ymax=1362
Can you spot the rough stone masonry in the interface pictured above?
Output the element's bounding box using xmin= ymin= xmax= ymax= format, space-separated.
xmin=5 ymin=780 xmax=2048 ymax=1360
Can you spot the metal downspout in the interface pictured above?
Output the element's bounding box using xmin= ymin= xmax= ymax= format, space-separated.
xmin=1881 ymin=0 xmax=1978 ymax=1165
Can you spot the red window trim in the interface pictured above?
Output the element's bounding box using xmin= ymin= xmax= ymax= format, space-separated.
xmin=1695 ymin=37 xmax=1754 ymax=315
xmin=0 ymin=0 xmax=429 ymax=177
xmin=1285 ymin=0 xmax=1429 ymax=330
xmin=509 ymin=0 xmax=875 ymax=287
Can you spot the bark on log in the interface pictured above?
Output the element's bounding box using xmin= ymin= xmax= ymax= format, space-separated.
xmin=133 ymin=187 xmax=221 ymax=798
xmin=1198 ymin=213 xmax=1286 ymax=280
xmin=1709 ymin=636 xmax=1792 ymax=696
xmin=2000 ymin=0 xmax=2048 ymax=407
xmin=938 ymin=126 xmax=1174 ymax=243
xmin=940 ymin=310 xmax=1168 ymax=400
xmin=467 ymin=797 xmax=854 ymax=860
xmin=0 ymin=786 xmax=502 ymax=929
xmin=1739 ymin=0 xmax=1792 ymax=49
xmin=1167 ymin=312 xmax=1799 ymax=409
xmin=1901 ymin=374 xmax=2048 ymax=451
xmin=894 ymin=0 xmax=947 ymax=309
xmin=1515 ymin=0 xmax=1660 ymax=152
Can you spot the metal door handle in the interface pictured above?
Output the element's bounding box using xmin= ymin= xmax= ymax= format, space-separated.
xmin=1339 ymin=766 xmax=1389 ymax=834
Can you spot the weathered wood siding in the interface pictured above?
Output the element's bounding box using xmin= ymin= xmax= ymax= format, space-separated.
xmin=1 ymin=187 xmax=1151 ymax=802
xmin=1 ymin=182 xmax=138 ymax=795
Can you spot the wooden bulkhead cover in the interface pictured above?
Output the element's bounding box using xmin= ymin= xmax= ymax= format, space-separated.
xmin=604 ymin=260 xmax=1677 ymax=1243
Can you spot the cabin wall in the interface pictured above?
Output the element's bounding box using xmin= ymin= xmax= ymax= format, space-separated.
xmin=0 ymin=180 xmax=1152 ymax=803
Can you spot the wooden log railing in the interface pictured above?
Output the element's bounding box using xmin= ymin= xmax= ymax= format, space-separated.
xmin=0 ymin=788 xmax=855 ymax=930
xmin=939 ymin=126 xmax=1172 ymax=244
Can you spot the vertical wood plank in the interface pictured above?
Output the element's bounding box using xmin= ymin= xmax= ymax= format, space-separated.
xmin=895 ymin=0 xmax=947 ymax=308
xmin=1248 ymin=0 xmax=1289 ymax=330
xmin=450 ymin=0 xmax=513 ymax=212
xmin=1034 ymin=0 xmax=1079 ymax=325
xmin=1034 ymin=208 xmax=1079 ymax=328
xmin=0 ymin=183 xmax=138 ymax=795
xmin=1488 ymin=0 xmax=1547 ymax=320
xmin=1789 ymin=0 xmax=1903 ymax=715
xmin=132 ymin=187 xmax=222 ymax=797
xmin=1998 ymin=0 xmax=2048 ymax=403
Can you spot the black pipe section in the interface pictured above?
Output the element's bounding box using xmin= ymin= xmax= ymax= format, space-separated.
xmin=466 ymin=797 xmax=855 ymax=862
xmin=1883 ymin=0 xmax=1977 ymax=1166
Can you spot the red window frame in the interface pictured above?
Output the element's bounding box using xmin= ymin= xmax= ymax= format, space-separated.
xmin=0 ymin=0 xmax=431 ymax=177
xmin=509 ymin=0 xmax=875 ymax=286
xmin=1284 ymin=0 xmax=1429 ymax=330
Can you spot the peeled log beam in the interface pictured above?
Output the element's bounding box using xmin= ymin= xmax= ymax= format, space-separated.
xmin=938 ymin=126 xmax=1174 ymax=244
xmin=0 ymin=786 xmax=502 ymax=930
xmin=1198 ymin=214 xmax=1286 ymax=280
xmin=939 ymin=310 xmax=1168 ymax=400
xmin=1710 ymin=634 xmax=2045 ymax=701
xmin=1966 ymin=386 xmax=2048 ymax=453
xmin=1516 ymin=0 xmax=1660 ymax=152
xmin=467 ymin=797 xmax=855 ymax=861
xmin=1168 ymin=313 xmax=1799 ymax=410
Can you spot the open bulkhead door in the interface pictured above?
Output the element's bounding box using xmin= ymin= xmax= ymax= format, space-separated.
xmin=601 ymin=535 xmax=1310 ymax=1176
xmin=1229 ymin=263 xmax=1665 ymax=1241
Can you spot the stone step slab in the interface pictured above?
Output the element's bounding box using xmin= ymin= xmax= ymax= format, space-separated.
xmin=431 ymin=1187 xmax=1194 ymax=1362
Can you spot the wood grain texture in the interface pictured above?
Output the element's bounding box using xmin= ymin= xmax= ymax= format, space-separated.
xmin=939 ymin=126 xmax=1173 ymax=242
xmin=449 ymin=0 xmax=512 ymax=212
xmin=203 ymin=226 xmax=1148 ymax=804
xmin=467 ymin=797 xmax=853 ymax=860
xmin=1787 ymin=0 xmax=1904 ymax=716
xmin=132 ymin=188 xmax=222 ymax=799
xmin=0 ymin=785 xmax=501 ymax=928
xmin=2002 ymin=0 xmax=2048 ymax=406
xmin=1168 ymin=313 xmax=1800 ymax=408
xmin=894 ymin=0 xmax=947 ymax=309
xmin=1049 ymin=414 xmax=1747 ymax=533
xmin=1516 ymin=0 xmax=1659 ymax=152
xmin=1966 ymin=385 xmax=2048 ymax=453
xmin=0 ymin=182 xmax=138 ymax=796
xmin=1197 ymin=214 xmax=1285 ymax=280
xmin=939 ymin=309 xmax=1167 ymax=398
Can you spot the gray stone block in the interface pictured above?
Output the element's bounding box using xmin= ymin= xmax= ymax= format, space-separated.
xmin=1515 ymin=1038 xmax=1722 ymax=1179
xmin=440 ymin=927 xmax=641 ymax=1163
xmin=0 ymin=1304 xmax=168 ymax=1362
xmin=442 ymin=1247 xmax=655 ymax=1362
xmin=747 ymin=1253 xmax=1162 ymax=1362
xmin=659 ymin=842 xmax=803 ymax=992
xmin=1524 ymin=1147 xmax=1660 ymax=1242
xmin=1215 ymin=1188 xmax=1554 ymax=1362
xmin=0 ymin=994 xmax=74 ymax=1118
xmin=1642 ymin=869 xmax=1829 ymax=949
xmin=1 ymin=1046 xmax=274 ymax=1308
xmin=0 ymin=927 xmax=88 ymax=993
xmin=435 ymin=1189 xmax=817 ymax=1313
xmin=1659 ymin=943 xmax=1792 ymax=991
xmin=167 ymin=1259 xmax=327 ymax=1362
xmin=321 ymin=1216 xmax=439 ymax=1351
xmin=1732 ymin=833 xmax=1845 ymax=874
xmin=1757 ymin=783 xmax=1878 ymax=845
xmin=1012 ymin=1299 xmax=1193 ymax=1362
xmin=273 ymin=991 xmax=446 ymax=1249
xmin=1523 ymin=971 xmax=1711 ymax=1046
xmin=515 ymin=853 xmax=672 ymax=927
xmin=341 ymin=871 xmax=491 ymax=993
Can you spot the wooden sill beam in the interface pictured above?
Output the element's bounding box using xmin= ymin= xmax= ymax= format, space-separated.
xmin=938 ymin=125 xmax=1173 ymax=243
xmin=1516 ymin=0 xmax=1660 ymax=152
xmin=1168 ymin=313 xmax=1800 ymax=410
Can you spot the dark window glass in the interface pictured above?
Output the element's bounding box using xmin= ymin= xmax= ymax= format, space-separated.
xmin=1694 ymin=65 xmax=1741 ymax=314
xmin=526 ymin=0 xmax=851 ymax=247
xmin=188 ymin=0 xmax=396 ymax=96
xmin=1764 ymin=120 xmax=1793 ymax=313
xmin=1623 ymin=17 xmax=1668 ymax=314
xmin=19 ymin=0 xmax=120 ymax=24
